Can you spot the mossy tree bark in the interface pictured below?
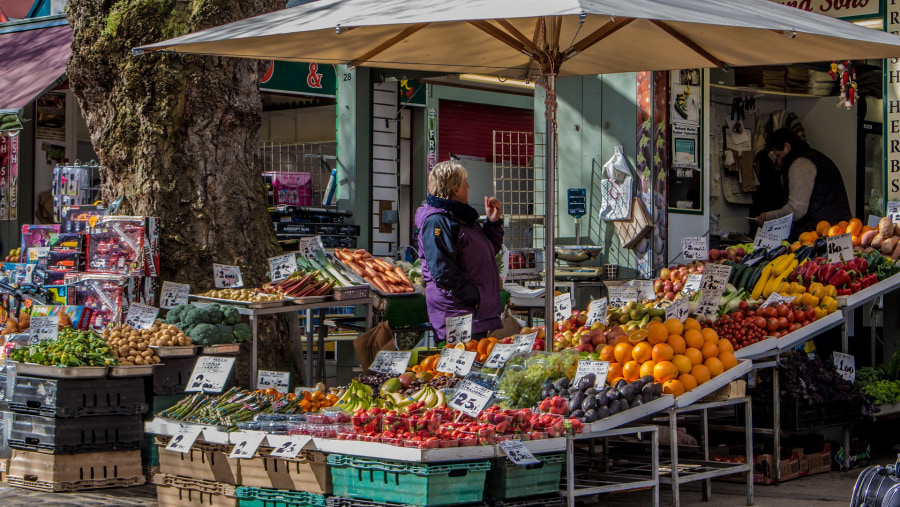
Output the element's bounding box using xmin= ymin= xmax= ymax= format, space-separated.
xmin=66 ymin=0 xmax=299 ymax=382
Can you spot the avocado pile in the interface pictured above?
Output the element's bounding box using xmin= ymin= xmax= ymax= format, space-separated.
xmin=540 ymin=373 xmax=663 ymax=424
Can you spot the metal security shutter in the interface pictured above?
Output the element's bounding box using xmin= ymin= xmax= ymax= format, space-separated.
xmin=437 ymin=99 xmax=532 ymax=163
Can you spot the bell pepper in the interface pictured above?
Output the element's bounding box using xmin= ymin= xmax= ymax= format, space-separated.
xmin=816 ymin=263 xmax=837 ymax=285
xmin=790 ymin=282 xmax=807 ymax=294
xmin=809 ymin=282 xmax=826 ymax=301
xmin=851 ymin=257 xmax=868 ymax=275
xmin=825 ymin=284 xmax=837 ymax=298
xmin=776 ymin=281 xmax=791 ymax=295
xmin=849 ymin=280 xmax=862 ymax=293
xmin=799 ymin=293 xmax=819 ymax=307
xmin=838 ymin=288 xmax=853 ymax=296
xmin=828 ymin=268 xmax=851 ymax=288
xmin=814 ymin=307 xmax=828 ymax=320
xmin=820 ymin=296 xmax=838 ymax=314
xmin=865 ymin=273 xmax=878 ymax=288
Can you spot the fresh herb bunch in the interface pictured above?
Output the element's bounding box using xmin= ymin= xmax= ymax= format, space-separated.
xmin=9 ymin=328 xmax=117 ymax=367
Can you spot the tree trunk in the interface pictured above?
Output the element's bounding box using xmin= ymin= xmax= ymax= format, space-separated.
xmin=66 ymin=0 xmax=297 ymax=380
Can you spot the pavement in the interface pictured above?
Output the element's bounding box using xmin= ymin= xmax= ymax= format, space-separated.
xmin=0 ymin=469 xmax=861 ymax=506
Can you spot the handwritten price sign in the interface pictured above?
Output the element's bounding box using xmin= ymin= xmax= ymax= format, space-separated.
xmin=586 ymin=298 xmax=608 ymax=326
xmin=160 ymin=282 xmax=190 ymax=309
xmin=436 ymin=348 xmax=477 ymax=375
xmin=681 ymin=236 xmax=708 ymax=261
xmin=833 ymin=352 xmax=856 ymax=383
xmin=445 ymin=314 xmax=473 ymax=345
xmin=124 ymin=302 xmax=160 ymax=330
xmin=268 ymin=253 xmax=297 ymax=282
xmin=827 ymin=233 xmax=853 ymax=264
xmin=299 ymin=237 xmax=325 ymax=260
xmin=29 ymin=315 xmax=59 ymax=345
xmin=448 ymin=380 xmax=494 ymax=417
xmin=607 ymin=287 xmax=638 ymax=308
xmin=213 ymin=264 xmax=244 ymax=289
xmin=500 ymin=439 xmax=540 ymax=466
xmin=257 ymin=370 xmax=290 ymax=394
xmin=369 ymin=351 xmax=411 ymax=376
xmin=186 ymin=356 xmax=236 ymax=393
xmin=665 ymin=297 xmax=689 ymax=323
xmin=483 ymin=343 xmax=518 ymax=369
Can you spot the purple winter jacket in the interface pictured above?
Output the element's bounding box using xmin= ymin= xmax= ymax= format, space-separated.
xmin=414 ymin=197 xmax=504 ymax=342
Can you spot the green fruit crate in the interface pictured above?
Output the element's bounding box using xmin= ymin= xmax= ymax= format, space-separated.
xmin=327 ymin=454 xmax=491 ymax=506
xmin=485 ymin=453 xmax=566 ymax=499
xmin=235 ymin=487 xmax=326 ymax=507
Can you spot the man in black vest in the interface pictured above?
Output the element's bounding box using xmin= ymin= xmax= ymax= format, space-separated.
xmin=754 ymin=128 xmax=851 ymax=241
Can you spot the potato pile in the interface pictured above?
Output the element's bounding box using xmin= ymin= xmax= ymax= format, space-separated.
xmin=199 ymin=288 xmax=283 ymax=302
xmin=101 ymin=321 xmax=192 ymax=366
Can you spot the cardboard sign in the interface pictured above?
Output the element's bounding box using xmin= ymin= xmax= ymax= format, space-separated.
xmin=124 ymin=302 xmax=159 ymax=330
xmin=700 ymin=264 xmax=732 ymax=294
xmin=627 ymin=280 xmax=657 ymax=301
xmin=585 ymin=298 xmax=608 ymax=326
xmin=753 ymin=230 xmax=783 ymax=250
xmin=268 ymin=253 xmax=297 ymax=282
xmin=553 ymin=293 xmax=573 ymax=322
xmin=448 ymin=380 xmax=494 ymax=417
xmin=833 ymin=352 xmax=856 ymax=383
xmin=186 ymin=356 xmax=237 ymax=393
xmin=761 ymin=293 xmax=797 ymax=308
xmin=165 ymin=425 xmax=204 ymax=454
xmin=513 ymin=331 xmax=538 ymax=354
xmin=299 ymin=237 xmax=325 ymax=260
xmin=573 ymin=360 xmax=609 ymax=388
xmin=665 ymin=297 xmax=689 ymax=323
xmin=888 ymin=202 xmax=900 ymax=223
xmin=257 ymin=370 xmax=290 ymax=394
xmin=229 ymin=431 xmax=267 ymax=459
xmin=213 ymin=264 xmax=244 ymax=289
xmin=681 ymin=236 xmax=708 ymax=261
xmin=483 ymin=343 xmax=519 ymax=369
xmin=160 ymin=281 xmax=190 ymax=309
xmin=694 ymin=291 xmax=722 ymax=321
xmin=28 ymin=315 xmax=59 ymax=344
xmin=827 ymin=233 xmax=854 ymax=264
xmin=681 ymin=274 xmax=702 ymax=295
xmin=268 ymin=435 xmax=312 ymax=459
xmin=760 ymin=214 xmax=793 ymax=240
xmin=607 ymin=286 xmax=638 ymax=308
xmin=500 ymin=439 xmax=540 ymax=466
xmin=445 ymin=314 xmax=473 ymax=345
xmin=369 ymin=351 xmax=411 ymax=376
xmin=436 ymin=348 xmax=477 ymax=375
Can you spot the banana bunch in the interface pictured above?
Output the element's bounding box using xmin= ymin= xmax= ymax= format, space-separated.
xmin=337 ymin=380 xmax=381 ymax=412
xmin=410 ymin=386 xmax=446 ymax=409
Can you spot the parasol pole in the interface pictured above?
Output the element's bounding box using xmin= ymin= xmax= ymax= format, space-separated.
xmin=544 ymin=73 xmax=557 ymax=340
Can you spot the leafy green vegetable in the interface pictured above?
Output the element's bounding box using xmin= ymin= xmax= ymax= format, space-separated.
xmin=860 ymin=380 xmax=900 ymax=405
xmin=9 ymin=328 xmax=117 ymax=367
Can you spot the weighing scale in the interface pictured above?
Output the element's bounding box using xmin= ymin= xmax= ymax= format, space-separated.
xmin=554 ymin=188 xmax=603 ymax=280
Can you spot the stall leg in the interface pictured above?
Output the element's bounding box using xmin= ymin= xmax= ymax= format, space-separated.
xmin=842 ymin=318 xmax=849 ymax=354
xmin=317 ymin=309 xmax=327 ymax=383
xmin=250 ymin=315 xmax=258 ymax=389
xmin=701 ymin=407 xmax=711 ymax=501
xmin=566 ymin=433 xmax=575 ymax=507
xmin=773 ymin=356 xmax=781 ymax=484
xmin=670 ymin=408 xmax=680 ymax=507
xmin=305 ymin=308 xmax=313 ymax=386
xmin=745 ymin=398 xmax=755 ymax=506
xmin=844 ymin=425 xmax=851 ymax=471
xmin=652 ymin=427 xmax=659 ymax=507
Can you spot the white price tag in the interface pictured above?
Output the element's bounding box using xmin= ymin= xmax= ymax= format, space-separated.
xmin=694 ymin=291 xmax=721 ymax=321
xmin=585 ymin=298 xmax=608 ymax=326
xmin=29 ymin=315 xmax=59 ymax=344
xmin=500 ymin=439 xmax=540 ymax=466
xmin=445 ymin=314 xmax=473 ymax=345
xmin=553 ymin=293 xmax=572 ymax=322
xmin=681 ymin=237 xmax=708 ymax=261
xmin=833 ymin=352 xmax=856 ymax=383
xmin=299 ymin=237 xmax=325 ymax=260
xmin=761 ymin=292 xmax=797 ymax=308
xmin=607 ymin=286 xmax=638 ymax=308
xmin=165 ymin=425 xmax=204 ymax=454
xmin=681 ymin=274 xmax=702 ymax=295
xmin=23 ymin=263 xmax=35 ymax=284
xmin=160 ymin=281 xmax=190 ymax=309
xmin=213 ymin=264 xmax=244 ymax=289
xmin=257 ymin=370 xmax=290 ymax=394
xmin=626 ymin=280 xmax=656 ymax=301
xmin=665 ymin=298 xmax=690 ymax=323
xmin=700 ymin=264 xmax=731 ymax=295
xmin=514 ymin=331 xmax=538 ymax=353
xmin=483 ymin=343 xmax=519 ymax=369
xmin=186 ymin=356 xmax=237 ymax=393
xmin=268 ymin=435 xmax=311 ymax=459
xmin=888 ymin=202 xmax=900 ymax=223
xmin=448 ymin=379 xmax=494 ymax=417
xmin=753 ymin=230 xmax=783 ymax=250
xmin=436 ymin=348 xmax=477 ymax=375
xmin=573 ymin=360 xmax=609 ymax=388
xmin=369 ymin=351 xmax=411 ymax=376
xmin=124 ymin=302 xmax=160 ymax=330
xmin=229 ymin=431 xmax=267 ymax=459
xmin=760 ymin=214 xmax=793 ymax=241
xmin=268 ymin=253 xmax=297 ymax=282
xmin=826 ymin=233 xmax=854 ymax=264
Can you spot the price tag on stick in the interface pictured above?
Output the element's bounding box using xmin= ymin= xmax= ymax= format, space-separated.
xmin=573 ymin=360 xmax=609 ymax=388
xmin=500 ymin=439 xmax=540 ymax=466
xmin=124 ymin=302 xmax=160 ymax=330
xmin=586 ymin=298 xmax=608 ymax=326
xmin=257 ymin=370 xmax=290 ymax=394
xmin=694 ymin=291 xmax=722 ymax=321
xmin=553 ymin=293 xmax=572 ymax=322
xmin=514 ymin=331 xmax=538 ymax=353
xmin=165 ymin=425 xmax=204 ymax=454
xmin=268 ymin=435 xmax=311 ymax=459
xmin=681 ymin=237 xmax=708 ymax=261
xmin=483 ymin=343 xmax=519 ymax=369
xmin=436 ymin=348 xmax=477 ymax=375
xmin=681 ymin=274 xmax=702 ymax=295
xmin=299 ymin=237 xmax=325 ymax=260
xmin=827 ymin=233 xmax=854 ymax=264
xmin=369 ymin=351 xmax=411 ymax=376
xmin=448 ymin=380 xmax=494 ymax=417
xmin=213 ymin=264 xmax=244 ymax=289
xmin=229 ymin=431 xmax=267 ymax=459
xmin=268 ymin=253 xmax=297 ymax=282
xmin=160 ymin=281 xmax=190 ymax=309
xmin=760 ymin=293 xmax=797 ymax=308
xmin=665 ymin=298 xmax=689 ymax=323
xmin=186 ymin=356 xmax=237 ymax=393
xmin=888 ymin=201 xmax=900 ymax=223
xmin=445 ymin=314 xmax=473 ymax=345
xmin=700 ymin=264 xmax=732 ymax=294
xmin=29 ymin=315 xmax=59 ymax=344
xmin=833 ymin=352 xmax=856 ymax=383
xmin=607 ymin=287 xmax=638 ymax=308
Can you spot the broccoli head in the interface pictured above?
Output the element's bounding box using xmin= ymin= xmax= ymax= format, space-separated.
xmin=215 ymin=324 xmax=234 ymax=344
xmin=222 ymin=306 xmax=242 ymax=325
xmin=166 ymin=304 xmax=189 ymax=324
xmin=189 ymin=323 xmax=219 ymax=346
xmin=232 ymin=322 xmax=252 ymax=343
xmin=204 ymin=306 xmax=225 ymax=325
xmin=182 ymin=305 xmax=210 ymax=326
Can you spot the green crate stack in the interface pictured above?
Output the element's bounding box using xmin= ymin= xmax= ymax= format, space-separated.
xmin=327 ymin=454 xmax=491 ymax=506
xmin=142 ymin=393 xmax=183 ymax=467
xmin=484 ymin=453 xmax=566 ymax=499
xmin=235 ymin=487 xmax=326 ymax=507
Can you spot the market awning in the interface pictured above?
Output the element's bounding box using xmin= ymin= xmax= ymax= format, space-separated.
xmin=0 ymin=18 xmax=71 ymax=114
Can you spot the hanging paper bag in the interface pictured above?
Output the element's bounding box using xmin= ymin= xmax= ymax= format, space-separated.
xmin=599 ymin=146 xmax=634 ymax=221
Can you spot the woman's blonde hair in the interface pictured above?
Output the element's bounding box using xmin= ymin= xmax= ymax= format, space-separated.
xmin=428 ymin=160 xmax=467 ymax=199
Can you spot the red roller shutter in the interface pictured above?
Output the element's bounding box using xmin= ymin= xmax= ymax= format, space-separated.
xmin=438 ymin=99 xmax=533 ymax=164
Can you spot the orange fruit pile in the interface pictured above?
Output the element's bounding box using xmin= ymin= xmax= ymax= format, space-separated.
xmin=797 ymin=218 xmax=869 ymax=247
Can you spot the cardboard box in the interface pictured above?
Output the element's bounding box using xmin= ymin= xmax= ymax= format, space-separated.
xmin=805 ymin=443 xmax=832 ymax=475
xmin=754 ymin=449 xmax=802 ymax=485
xmin=707 ymin=380 xmax=746 ymax=401
xmin=239 ymin=449 xmax=331 ymax=494
xmin=157 ymin=485 xmax=237 ymax=507
xmin=6 ymin=449 xmax=144 ymax=491
xmin=157 ymin=442 xmax=240 ymax=485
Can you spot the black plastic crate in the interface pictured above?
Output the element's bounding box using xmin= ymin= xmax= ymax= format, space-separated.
xmin=10 ymin=376 xmax=147 ymax=417
xmin=152 ymin=357 xmax=196 ymax=395
xmin=751 ymin=397 xmax=859 ymax=431
xmin=9 ymin=413 xmax=145 ymax=454
xmin=485 ymin=495 xmax=565 ymax=507
xmin=326 ymin=497 xmax=487 ymax=507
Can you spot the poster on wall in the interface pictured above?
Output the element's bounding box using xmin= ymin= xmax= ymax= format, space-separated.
xmin=670 ymin=83 xmax=700 ymax=126
xmin=887 ymin=6 xmax=900 ymax=206
xmin=8 ymin=132 xmax=17 ymax=220
xmin=36 ymin=92 xmax=66 ymax=142
xmin=668 ymin=70 xmax=703 ymax=214
xmin=0 ymin=134 xmax=8 ymax=220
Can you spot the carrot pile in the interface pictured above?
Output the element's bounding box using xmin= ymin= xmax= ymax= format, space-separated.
xmin=334 ymin=248 xmax=415 ymax=294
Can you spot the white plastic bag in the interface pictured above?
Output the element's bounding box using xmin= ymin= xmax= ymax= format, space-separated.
xmin=599 ymin=145 xmax=634 ymax=221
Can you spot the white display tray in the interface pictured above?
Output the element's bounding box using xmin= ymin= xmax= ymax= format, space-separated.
xmin=144 ymin=417 xmax=231 ymax=445
xmin=837 ymin=273 xmax=900 ymax=309
xmin=734 ymin=337 xmax=778 ymax=361
xmin=308 ymin=434 xmax=566 ymax=462
xmin=674 ymin=360 xmax=752 ymax=408
xmin=587 ymin=394 xmax=674 ymax=433
xmin=776 ymin=311 xmax=843 ymax=352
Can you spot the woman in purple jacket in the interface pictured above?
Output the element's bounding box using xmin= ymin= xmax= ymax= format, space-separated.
xmin=414 ymin=161 xmax=504 ymax=344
